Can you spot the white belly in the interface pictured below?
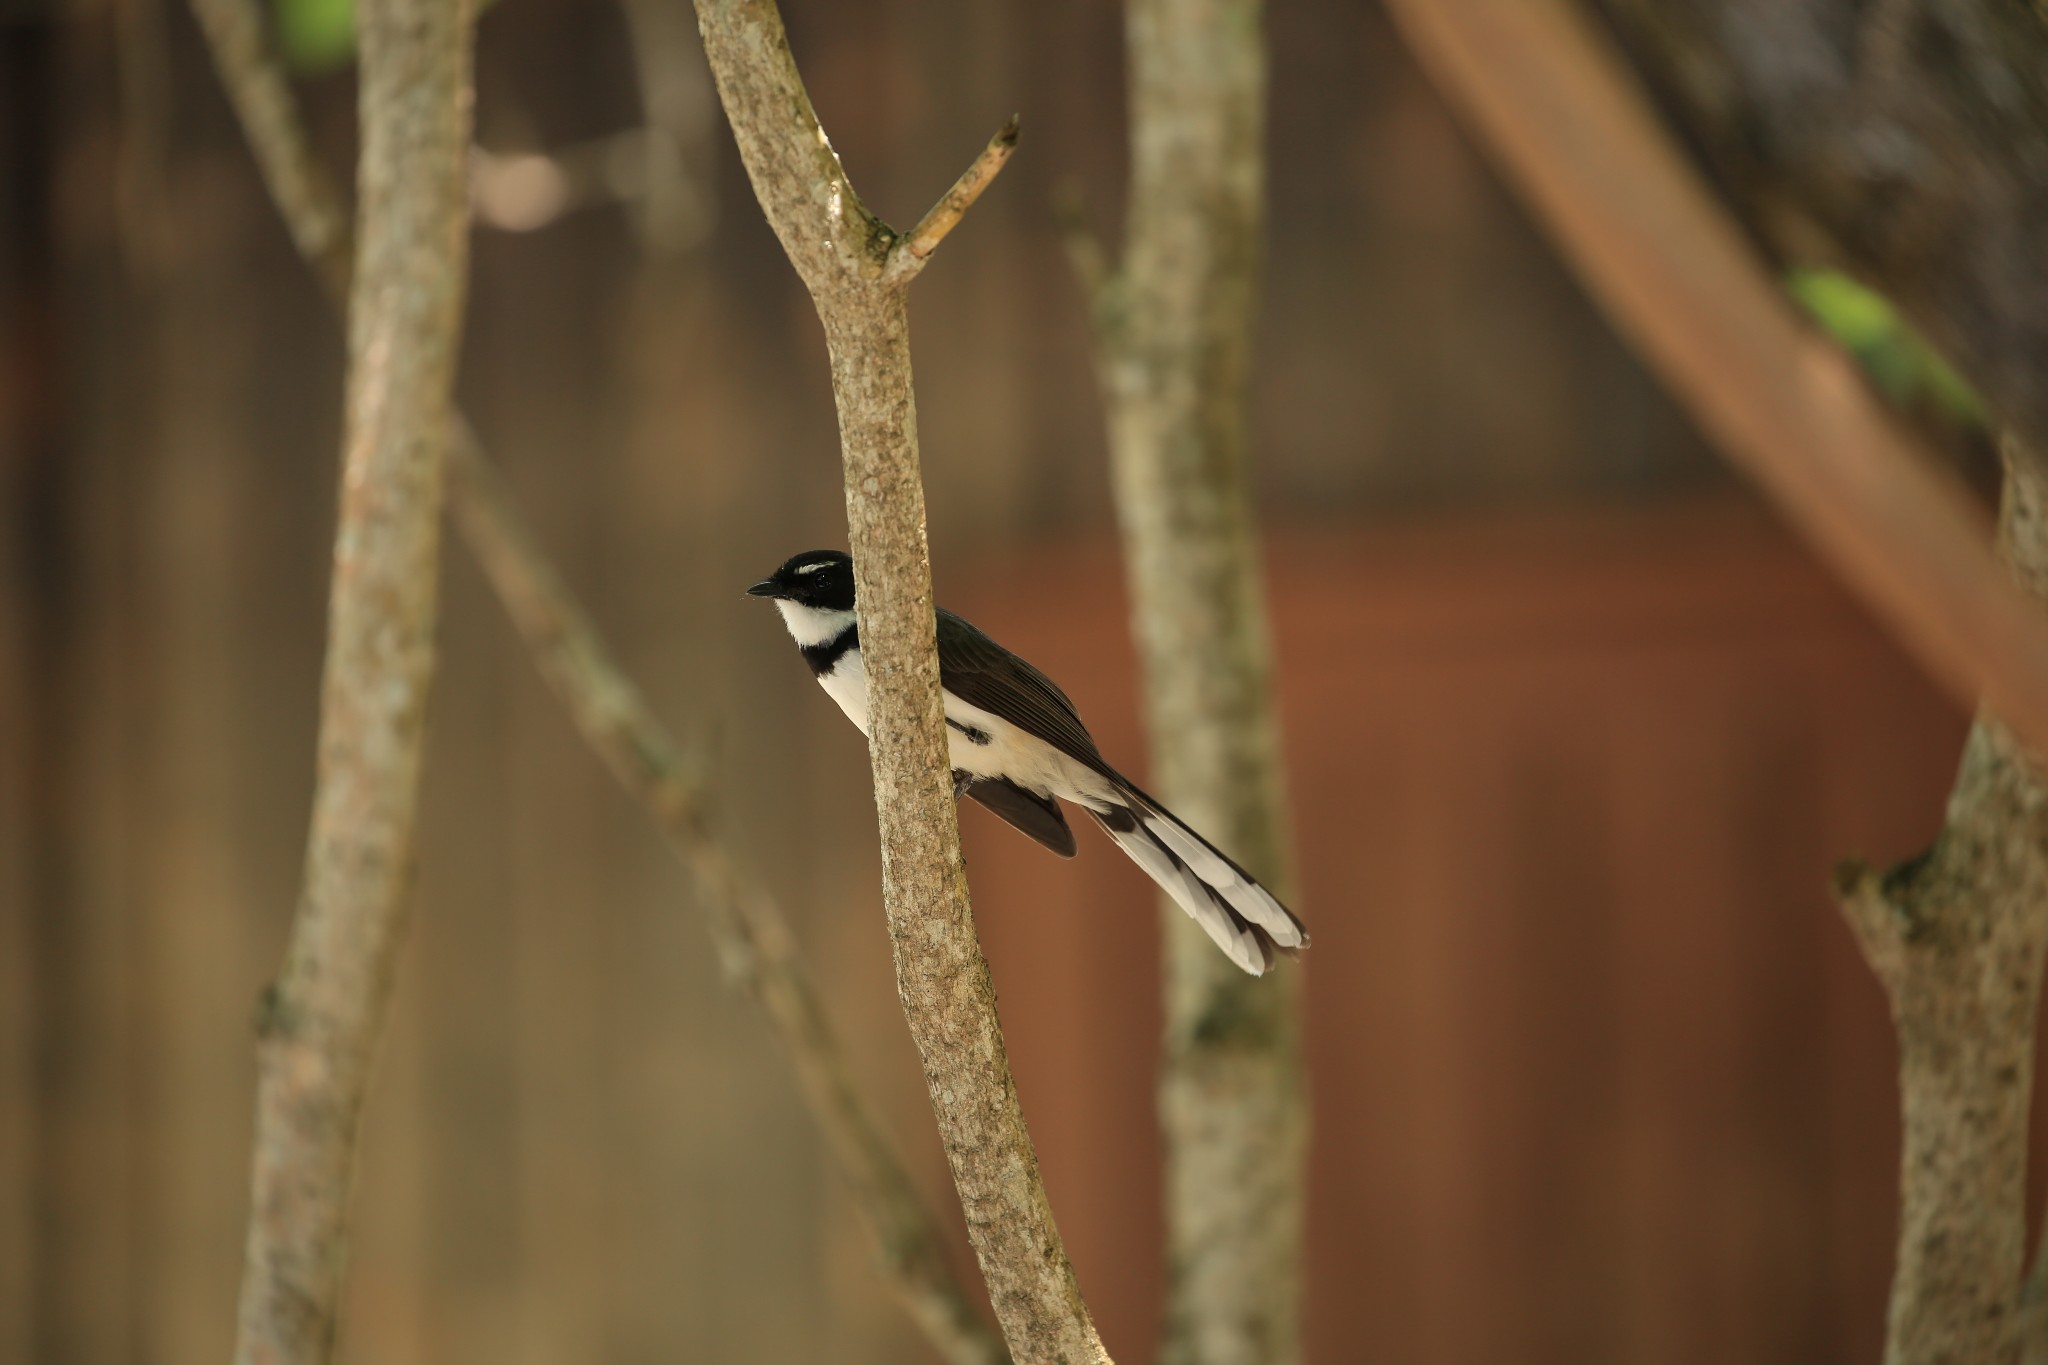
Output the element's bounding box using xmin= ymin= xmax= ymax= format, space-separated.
xmin=817 ymin=646 xmax=1116 ymax=808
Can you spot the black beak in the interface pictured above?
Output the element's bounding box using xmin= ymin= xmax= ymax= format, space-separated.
xmin=746 ymin=579 xmax=782 ymax=599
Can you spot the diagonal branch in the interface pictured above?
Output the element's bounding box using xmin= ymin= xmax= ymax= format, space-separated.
xmin=881 ymin=116 xmax=1021 ymax=287
xmin=1382 ymin=0 xmax=2048 ymax=772
xmin=230 ymin=0 xmax=476 ymax=1358
xmin=692 ymin=1 xmax=1108 ymax=1360
xmin=187 ymin=1 xmax=1005 ymax=1360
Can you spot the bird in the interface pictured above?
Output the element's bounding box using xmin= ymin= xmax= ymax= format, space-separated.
xmin=747 ymin=549 xmax=1307 ymax=975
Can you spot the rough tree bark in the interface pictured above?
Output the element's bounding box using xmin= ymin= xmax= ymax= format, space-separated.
xmin=1386 ymin=5 xmax=2048 ymax=1363
xmin=690 ymin=2 xmax=1109 ymax=1361
xmin=187 ymin=0 xmax=1006 ymax=1358
xmin=1066 ymin=1 xmax=1302 ymax=1361
xmin=1836 ymin=446 xmax=2048 ymax=1365
xmin=228 ymin=0 xmax=474 ymax=1357
xmin=1595 ymin=0 xmax=2048 ymax=471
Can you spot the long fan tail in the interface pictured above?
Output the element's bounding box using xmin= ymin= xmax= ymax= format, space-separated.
xmin=1088 ymin=794 xmax=1307 ymax=977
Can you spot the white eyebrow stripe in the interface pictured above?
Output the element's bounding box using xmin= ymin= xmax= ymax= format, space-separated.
xmin=794 ymin=562 xmax=830 ymax=575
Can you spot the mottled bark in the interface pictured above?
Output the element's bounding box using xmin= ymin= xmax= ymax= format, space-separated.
xmin=1596 ymin=0 xmax=2048 ymax=471
xmin=1067 ymin=1 xmax=1302 ymax=1362
xmin=1383 ymin=0 xmax=2048 ymax=763
xmin=187 ymin=2 xmax=1005 ymax=1358
xmin=229 ymin=0 xmax=475 ymax=1357
xmin=1836 ymin=442 xmax=2048 ymax=1365
xmin=691 ymin=2 xmax=1109 ymax=1361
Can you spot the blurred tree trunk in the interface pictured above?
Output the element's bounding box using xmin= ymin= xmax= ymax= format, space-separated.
xmin=230 ymin=0 xmax=475 ymax=1357
xmin=1073 ymin=1 xmax=1304 ymax=1361
xmin=1836 ymin=440 xmax=2048 ymax=1365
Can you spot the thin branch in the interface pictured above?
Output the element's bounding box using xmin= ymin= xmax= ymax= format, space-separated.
xmin=692 ymin=1 xmax=1109 ymax=1360
xmin=230 ymin=0 xmax=475 ymax=1357
xmin=1076 ymin=0 xmax=1304 ymax=1360
xmin=1050 ymin=187 xmax=1112 ymax=333
xmin=185 ymin=0 xmax=350 ymax=299
xmin=1830 ymin=857 xmax=1908 ymax=990
xmin=187 ymin=1 xmax=1006 ymax=1359
xmin=881 ymin=116 xmax=1021 ymax=287
xmin=1381 ymin=0 xmax=2048 ymax=776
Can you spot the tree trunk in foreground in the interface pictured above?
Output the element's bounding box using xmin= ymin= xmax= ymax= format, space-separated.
xmin=691 ymin=1 xmax=1109 ymax=1359
xmin=229 ymin=0 xmax=474 ymax=1359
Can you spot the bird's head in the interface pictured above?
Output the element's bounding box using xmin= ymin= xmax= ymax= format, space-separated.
xmin=748 ymin=549 xmax=856 ymax=618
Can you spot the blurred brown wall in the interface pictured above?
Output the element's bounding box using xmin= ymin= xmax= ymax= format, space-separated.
xmin=0 ymin=0 xmax=2001 ymax=1361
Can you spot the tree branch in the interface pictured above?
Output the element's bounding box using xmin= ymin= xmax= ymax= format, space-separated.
xmin=1380 ymin=0 xmax=2048 ymax=772
xmin=188 ymin=2 xmax=1007 ymax=1359
xmin=691 ymin=2 xmax=1108 ymax=1360
xmin=230 ymin=0 xmax=475 ymax=1356
xmin=1072 ymin=0 xmax=1304 ymax=1360
xmin=881 ymin=116 xmax=1021 ymax=287
xmin=1832 ymin=441 xmax=2048 ymax=1365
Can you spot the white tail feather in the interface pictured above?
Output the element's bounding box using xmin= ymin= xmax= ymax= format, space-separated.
xmin=1139 ymin=810 xmax=1306 ymax=949
xmin=1091 ymin=811 xmax=1271 ymax=976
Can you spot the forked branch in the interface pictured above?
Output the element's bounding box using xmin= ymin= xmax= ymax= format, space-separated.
xmin=692 ymin=0 xmax=1108 ymax=1359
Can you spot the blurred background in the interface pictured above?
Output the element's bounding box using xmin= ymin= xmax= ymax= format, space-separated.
xmin=0 ymin=0 xmax=2019 ymax=1361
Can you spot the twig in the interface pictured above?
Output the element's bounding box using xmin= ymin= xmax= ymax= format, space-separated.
xmin=1070 ymin=1 xmax=1304 ymax=1362
xmin=185 ymin=0 xmax=350 ymax=299
xmin=187 ymin=0 xmax=1006 ymax=1359
xmin=1381 ymin=0 xmax=2048 ymax=780
xmin=230 ymin=0 xmax=475 ymax=1357
xmin=881 ymin=117 xmax=1021 ymax=286
xmin=691 ymin=1 xmax=1108 ymax=1361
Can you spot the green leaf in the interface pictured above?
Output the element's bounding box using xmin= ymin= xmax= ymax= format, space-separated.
xmin=275 ymin=0 xmax=356 ymax=72
xmin=1786 ymin=268 xmax=1985 ymax=427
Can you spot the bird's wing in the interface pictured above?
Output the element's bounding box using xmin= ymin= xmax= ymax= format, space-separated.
xmin=934 ymin=609 xmax=1111 ymax=776
xmin=964 ymin=777 xmax=1078 ymax=857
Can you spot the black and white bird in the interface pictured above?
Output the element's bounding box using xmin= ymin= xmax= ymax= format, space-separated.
xmin=748 ymin=549 xmax=1308 ymax=975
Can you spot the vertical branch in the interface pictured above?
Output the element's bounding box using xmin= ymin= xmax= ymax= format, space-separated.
xmin=1069 ymin=0 xmax=1303 ymax=1360
xmin=229 ymin=0 xmax=475 ymax=1358
xmin=690 ymin=2 xmax=1108 ymax=1360
xmin=1835 ymin=441 xmax=2048 ymax=1365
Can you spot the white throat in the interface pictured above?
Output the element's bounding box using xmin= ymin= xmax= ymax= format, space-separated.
xmin=775 ymin=599 xmax=856 ymax=647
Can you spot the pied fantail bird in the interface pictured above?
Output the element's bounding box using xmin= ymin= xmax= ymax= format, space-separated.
xmin=748 ymin=550 xmax=1307 ymax=975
